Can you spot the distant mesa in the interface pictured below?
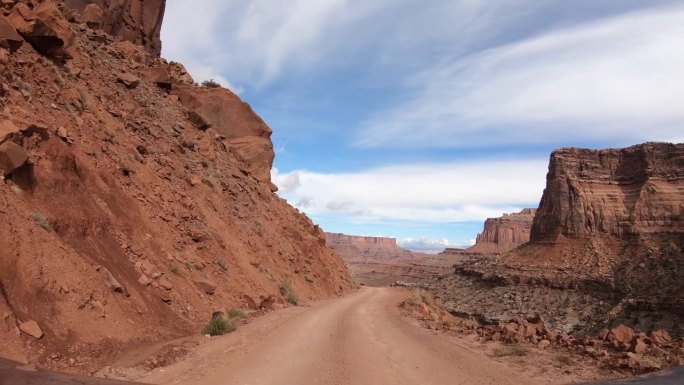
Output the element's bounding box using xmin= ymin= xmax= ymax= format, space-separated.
xmin=468 ymin=208 xmax=537 ymax=255
xmin=325 ymin=233 xmax=417 ymax=263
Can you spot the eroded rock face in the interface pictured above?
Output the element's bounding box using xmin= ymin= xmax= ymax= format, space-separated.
xmin=63 ymin=0 xmax=166 ymax=56
xmin=326 ymin=233 xmax=415 ymax=262
xmin=532 ymin=143 xmax=684 ymax=240
xmin=172 ymin=85 xmax=275 ymax=187
xmin=468 ymin=209 xmax=536 ymax=254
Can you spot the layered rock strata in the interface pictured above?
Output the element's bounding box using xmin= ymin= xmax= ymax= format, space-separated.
xmin=468 ymin=209 xmax=536 ymax=254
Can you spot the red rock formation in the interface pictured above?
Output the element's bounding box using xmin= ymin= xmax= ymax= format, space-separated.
xmin=171 ymin=85 xmax=276 ymax=188
xmin=0 ymin=0 xmax=353 ymax=370
xmin=63 ymin=0 xmax=166 ymax=56
xmin=531 ymin=143 xmax=684 ymax=239
xmin=326 ymin=233 xmax=416 ymax=262
xmin=468 ymin=209 xmax=536 ymax=254
xmin=490 ymin=143 xmax=683 ymax=307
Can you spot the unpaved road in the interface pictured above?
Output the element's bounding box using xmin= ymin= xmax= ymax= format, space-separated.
xmin=141 ymin=286 xmax=543 ymax=385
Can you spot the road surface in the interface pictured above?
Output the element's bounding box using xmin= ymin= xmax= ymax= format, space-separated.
xmin=141 ymin=286 xmax=543 ymax=385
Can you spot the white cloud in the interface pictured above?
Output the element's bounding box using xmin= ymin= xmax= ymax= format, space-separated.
xmin=162 ymin=0 xmax=538 ymax=89
xmin=398 ymin=237 xmax=453 ymax=253
xmin=273 ymin=159 xmax=547 ymax=224
xmin=357 ymin=4 xmax=684 ymax=148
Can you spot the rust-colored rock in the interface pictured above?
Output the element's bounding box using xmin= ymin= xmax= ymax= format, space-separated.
xmin=172 ymin=85 xmax=275 ymax=185
xmin=608 ymin=324 xmax=635 ymax=345
xmin=531 ymin=143 xmax=684 ymax=239
xmin=0 ymin=15 xmax=23 ymax=53
xmin=63 ymin=0 xmax=166 ymax=56
xmin=19 ymin=320 xmax=43 ymax=339
xmin=81 ymin=4 xmax=105 ymax=30
xmin=0 ymin=141 xmax=29 ymax=175
xmin=7 ymin=2 xmax=72 ymax=61
xmin=468 ymin=208 xmax=536 ymax=254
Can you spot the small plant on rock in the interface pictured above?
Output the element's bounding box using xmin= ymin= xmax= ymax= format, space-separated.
xmin=227 ymin=308 xmax=247 ymax=319
xmin=280 ymin=278 xmax=300 ymax=305
xmin=202 ymin=314 xmax=235 ymax=336
xmin=201 ymin=79 xmax=221 ymax=88
xmin=31 ymin=212 xmax=51 ymax=231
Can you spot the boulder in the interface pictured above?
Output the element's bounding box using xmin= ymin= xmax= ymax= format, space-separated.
xmin=140 ymin=66 xmax=172 ymax=89
xmin=629 ymin=336 xmax=649 ymax=354
xmin=649 ymin=329 xmax=672 ymax=345
xmin=158 ymin=277 xmax=172 ymax=291
xmin=0 ymin=141 xmax=29 ymax=175
xmin=172 ymin=85 xmax=275 ymax=185
xmin=608 ymin=324 xmax=635 ymax=345
xmin=194 ymin=279 xmax=217 ymax=295
xmin=0 ymin=15 xmax=24 ymax=53
xmin=7 ymin=2 xmax=70 ymax=61
xmin=117 ymin=72 xmax=140 ymax=89
xmin=19 ymin=320 xmax=43 ymax=339
xmin=0 ymin=120 xmax=21 ymax=143
xmin=81 ymin=4 xmax=104 ymax=30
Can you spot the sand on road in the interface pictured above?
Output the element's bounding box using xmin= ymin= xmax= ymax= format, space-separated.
xmin=140 ymin=286 xmax=544 ymax=385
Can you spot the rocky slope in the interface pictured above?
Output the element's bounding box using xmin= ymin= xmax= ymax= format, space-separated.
xmin=0 ymin=0 xmax=354 ymax=372
xmin=468 ymin=209 xmax=536 ymax=254
xmin=430 ymin=143 xmax=683 ymax=336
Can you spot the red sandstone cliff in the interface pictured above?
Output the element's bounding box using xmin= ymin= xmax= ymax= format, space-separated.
xmin=492 ymin=143 xmax=683 ymax=307
xmin=0 ymin=0 xmax=353 ymax=371
xmin=325 ymin=233 xmax=416 ymax=262
xmin=467 ymin=209 xmax=536 ymax=254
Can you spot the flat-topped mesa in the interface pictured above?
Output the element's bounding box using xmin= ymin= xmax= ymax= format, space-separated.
xmin=468 ymin=209 xmax=537 ymax=254
xmin=487 ymin=143 xmax=684 ymax=307
xmin=62 ymin=0 xmax=166 ymax=56
xmin=325 ymin=233 xmax=414 ymax=262
xmin=531 ymin=142 xmax=684 ymax=240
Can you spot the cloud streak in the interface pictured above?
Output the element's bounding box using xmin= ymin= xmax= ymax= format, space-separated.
xmin=357 ymin=4 xmax=684 ymax=148
xmin=272 ymin=159 xmax=547 ymax=225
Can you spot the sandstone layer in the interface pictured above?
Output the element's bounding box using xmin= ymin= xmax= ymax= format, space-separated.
xmin=62 ymin=0 xmax=166 ymax=56
xmin=447 ymin=143 xmax=684 ymax=332
xmin=325 ymin=232 xmax=415 ymax=262
xmin=468 ymin=208 xmax=536 ymax=254
xmin=0 ymin=0 xmax=354 ymax=372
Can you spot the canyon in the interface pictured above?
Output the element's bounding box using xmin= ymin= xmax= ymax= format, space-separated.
xmin=0 ymin=1 xmax=682 ymax=384
xmin=0 ymin=0 xmax=353 ymax=372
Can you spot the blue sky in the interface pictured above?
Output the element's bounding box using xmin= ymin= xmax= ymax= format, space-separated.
xmin=162 ymin=1 xmax=684 ymax=252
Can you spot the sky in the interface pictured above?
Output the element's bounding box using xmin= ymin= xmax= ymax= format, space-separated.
xmin=161 ymin=0 xmax=684 ymax=252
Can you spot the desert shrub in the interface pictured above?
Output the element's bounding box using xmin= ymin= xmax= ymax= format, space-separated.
xmin=217 ymin=259 xmax=228 ymax=272
xmin=31 ymin=212 xmax=51 ymax=231
xmin=280 ymin=278 xmax=300 ymax=305
xmin=227 ymin=308 xmax=247 ymax=319
xmin=202 ymin=314 xmax=235 ymax=336
xmin=201 ymin=79 xmax=221 ymax=88
xmin=170 ymin=264 xmax=180 ymax=275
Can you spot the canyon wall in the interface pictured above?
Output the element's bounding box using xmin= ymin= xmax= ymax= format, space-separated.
xmin=468 ymin=208 xmax=536 ymax=254
xmin=0 ymin=0 xmax=354 ymax=371
xmin=325 ymin=233 xmax=415 ymax=262
xmin=492 ymin=143 xmax=683 ymax=307
xmin=531 ymin=143 xmax=684 ymax=240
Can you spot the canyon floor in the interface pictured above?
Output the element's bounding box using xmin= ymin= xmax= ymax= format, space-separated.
xmin=7 ymin=286 xmax=682 ymax=385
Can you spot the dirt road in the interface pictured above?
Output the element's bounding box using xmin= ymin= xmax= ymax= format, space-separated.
xmin=140 ymin=286 xmax=543 ymax=385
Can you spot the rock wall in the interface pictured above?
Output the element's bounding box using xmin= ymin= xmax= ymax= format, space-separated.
xmin=0 ymin=0 xmax=354 ymax=371
xmin=531 ymin=143 xmax=684 ymax=240
xmin=468 ymin=209 xmax=536 ymax=254
xmin=62 ymin=0 xmax=166 ymax=56
xmin=326 ymin=233 xmax=415 ymax=262
xmin=483 ymin=143 xmax=683 ymax=309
